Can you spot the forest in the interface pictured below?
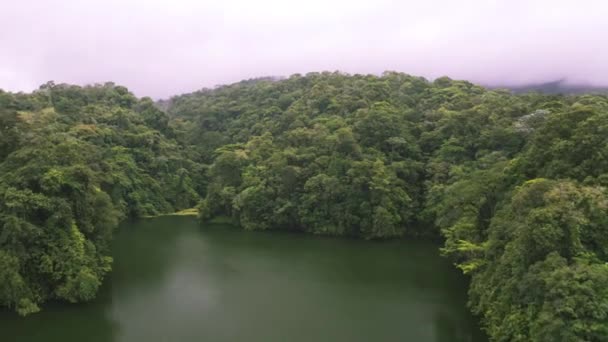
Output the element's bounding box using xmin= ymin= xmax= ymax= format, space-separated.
xmin=0 ymin=72 xmax=607 ymax=341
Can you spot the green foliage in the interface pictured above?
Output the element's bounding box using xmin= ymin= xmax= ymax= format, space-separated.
xmin=0 ymin=83 xmax=202 ymax=315
xmin=168 ymin=72 xmax=608 ymax=341
xmin=2 ymin=72 xmax=607 ymax=341
xmin=467 ymin=180 xmax=608 ymax=341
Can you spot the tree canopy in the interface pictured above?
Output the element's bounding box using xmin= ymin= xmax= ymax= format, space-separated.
xmin=0 ymin=83 xmax=200 ymax=315
xmin=1 ymin=72 xmax=607 ymax=341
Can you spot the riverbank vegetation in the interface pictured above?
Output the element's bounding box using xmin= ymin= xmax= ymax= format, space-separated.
xmin=0 ymin=83 xmax=201 ymax=315
xmin=1 ymin=72 xmax=606 ymax=341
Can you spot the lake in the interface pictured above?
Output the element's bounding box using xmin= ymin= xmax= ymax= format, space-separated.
xmin=0 ymin=216 xmax=486 ymax=341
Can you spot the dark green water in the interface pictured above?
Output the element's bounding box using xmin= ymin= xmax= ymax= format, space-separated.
xmin=1 ymin=216 xmax=486 ymax=341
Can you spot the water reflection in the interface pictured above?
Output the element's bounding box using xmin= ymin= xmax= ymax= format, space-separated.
xmin=0 ymin=217 xmax=486 ymax=342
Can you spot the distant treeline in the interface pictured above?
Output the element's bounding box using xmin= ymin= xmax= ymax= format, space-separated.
xmin=490 ymin=79 xmax=608 ymax=95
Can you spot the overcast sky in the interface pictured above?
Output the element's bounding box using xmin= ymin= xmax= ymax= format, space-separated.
xmin=1 ymin=0 xmax=607 ymax=98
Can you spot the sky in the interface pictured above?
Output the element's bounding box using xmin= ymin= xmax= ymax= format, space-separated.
xmin=1 ymin=0 xmax=607 ymax=98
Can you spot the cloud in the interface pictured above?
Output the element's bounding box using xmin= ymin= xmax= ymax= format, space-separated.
xmin=1 ymin=0 xmax=607 ymax=98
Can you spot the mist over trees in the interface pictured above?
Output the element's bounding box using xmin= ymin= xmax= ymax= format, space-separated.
xmin=0 ymin=72 xmax=606 ymax=341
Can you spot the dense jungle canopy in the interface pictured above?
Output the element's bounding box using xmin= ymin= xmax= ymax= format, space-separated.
xmin=1 ymin=72 xmax=606 ymax=341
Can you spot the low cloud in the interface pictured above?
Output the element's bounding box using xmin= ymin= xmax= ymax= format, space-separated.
xmin=1 ymin=0 xmax=607 ymax=98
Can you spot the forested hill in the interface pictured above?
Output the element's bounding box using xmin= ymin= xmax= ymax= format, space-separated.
xmin=2 ymin=72 xmax=608 ymax=341
xmin=490 ymin=79 xmax=608 ymax=95
xmin=0 ymin=82 xmax=203 ymax=316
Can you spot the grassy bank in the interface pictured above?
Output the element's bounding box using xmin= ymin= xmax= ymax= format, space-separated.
xmin=142 ymin=208 xmax=199 ymax=218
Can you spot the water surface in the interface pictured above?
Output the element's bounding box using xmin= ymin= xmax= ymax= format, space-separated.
xmin=1 ymin=216 xmax=486 ymax=341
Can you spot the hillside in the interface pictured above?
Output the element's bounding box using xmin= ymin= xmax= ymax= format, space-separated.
xmin=491 ymin=79 xmax=608 ymax=95
xmin=1 ymin=72 xmax=607 ymax=341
